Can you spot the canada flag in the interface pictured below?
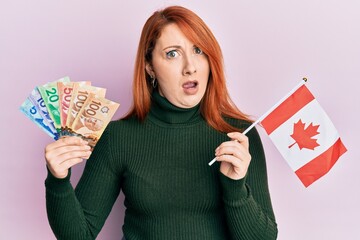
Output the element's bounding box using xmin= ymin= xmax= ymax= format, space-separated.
xmin=261 ymin=84 xmax=347 ymax=187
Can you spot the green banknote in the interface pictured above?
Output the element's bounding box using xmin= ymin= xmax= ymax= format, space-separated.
xmin=28 ymin=87 xmax=57 ymax=134
xmin=38 ymin=76 xmax=70 ymax=132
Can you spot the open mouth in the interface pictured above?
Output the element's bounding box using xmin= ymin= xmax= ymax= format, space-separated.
xmin=182 ymin=81 xmax=198 ymax=89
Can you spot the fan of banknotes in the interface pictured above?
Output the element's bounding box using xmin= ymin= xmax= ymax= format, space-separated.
xmin=20 ymin=76 xmax=120 ymax=148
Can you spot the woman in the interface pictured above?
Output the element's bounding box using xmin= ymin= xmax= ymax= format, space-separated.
xmin=45 ymin=5 xmax=278 ymax=239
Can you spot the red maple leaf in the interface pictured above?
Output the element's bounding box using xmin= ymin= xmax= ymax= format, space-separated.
xmin=288 ymin=119 xmax=320 ymax=150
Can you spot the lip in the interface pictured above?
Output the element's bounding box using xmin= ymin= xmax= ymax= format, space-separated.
xmin=182 ymin=80 xmax=199 ymax=95
xmin=182 ymin=80 xmax=198 ymax=88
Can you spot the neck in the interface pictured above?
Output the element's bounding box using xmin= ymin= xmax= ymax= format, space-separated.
xmin=148 ymin=91 xmax=202 ymax=125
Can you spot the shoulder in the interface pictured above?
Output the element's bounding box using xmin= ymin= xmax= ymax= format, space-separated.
xmin=104 ymin=117 xmax=146 ymax=140
xmin=108 ymin=116 xmax=140 ymax=129
xmin=224 ymin=117 xmax=252 ymax=131
xmin=224 ymin=117 xmax=263 ymax=144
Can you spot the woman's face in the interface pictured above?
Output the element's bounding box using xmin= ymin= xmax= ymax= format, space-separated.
xmin=146 ymin=23 xmax=210 ymax=108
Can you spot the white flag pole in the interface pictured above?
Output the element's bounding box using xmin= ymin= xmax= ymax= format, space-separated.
xmin=208 ymin=77 xmax=308 ymax=166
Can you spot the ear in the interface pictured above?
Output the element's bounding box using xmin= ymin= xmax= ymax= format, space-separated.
xmin=145 ymin=62 xmax=155 ymax=77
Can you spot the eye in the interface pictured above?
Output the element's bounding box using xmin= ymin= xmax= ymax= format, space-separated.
xmin=166 ymin=50 xmax=179 ymax=59
xmin=194 ymin=46 xmax=203 ymax=55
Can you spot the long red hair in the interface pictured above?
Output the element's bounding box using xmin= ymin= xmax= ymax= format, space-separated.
xmin=123 ymin=5 xmax=252 ymax=132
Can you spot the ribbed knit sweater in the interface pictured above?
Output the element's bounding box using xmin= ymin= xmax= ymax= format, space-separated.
xmin=45 ymin=91 xmax=278 ymax=240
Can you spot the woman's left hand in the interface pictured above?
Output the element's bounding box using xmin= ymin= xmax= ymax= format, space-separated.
xmin=215 ymin=132 xmax=251 ymax=180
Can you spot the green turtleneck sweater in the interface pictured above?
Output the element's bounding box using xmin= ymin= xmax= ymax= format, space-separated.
xmin=45 ymin=92 xmax=278 ymax=240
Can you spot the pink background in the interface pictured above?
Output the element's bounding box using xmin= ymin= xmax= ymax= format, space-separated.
xmin=1 ymin=0 xmax=359 ymax=239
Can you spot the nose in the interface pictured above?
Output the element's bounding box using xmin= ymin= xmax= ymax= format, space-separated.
xmin=182 ymin=55 xmax=197 ymax=76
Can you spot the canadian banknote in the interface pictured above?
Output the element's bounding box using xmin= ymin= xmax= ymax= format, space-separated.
xmin=71 ymin=93 xmax=120 ymax=148
xmin=20 ymin=98 xmax=58 ymax=139
xmin=28 ymin=87 xmax=57 ymax=135
xmin=58 ymin=81 xmax=90 ymax=129
xmin=37 ymin=76 xmax=70 ymax=132
xmin=64 ymin=83 xmax=106 ymax=135
xmin=20 ymin=77 xmax=119 ymax=149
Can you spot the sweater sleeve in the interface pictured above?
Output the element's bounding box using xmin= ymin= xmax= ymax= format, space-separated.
xmin=45 ymin=124 xmax=122 ymax=240
xmin=219 ymin=126 xmax=278 ymax=240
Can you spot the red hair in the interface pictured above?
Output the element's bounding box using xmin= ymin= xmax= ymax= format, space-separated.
xmin=123 ymin=5 xmax=252 ymax=132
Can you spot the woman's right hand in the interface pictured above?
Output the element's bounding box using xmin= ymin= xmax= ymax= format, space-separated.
xmin=45 ymin=136 xmax=92 ymax=179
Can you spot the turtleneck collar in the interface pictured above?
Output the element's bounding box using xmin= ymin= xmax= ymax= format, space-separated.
xmin=148 ymin=90 xmax=202 ymax=125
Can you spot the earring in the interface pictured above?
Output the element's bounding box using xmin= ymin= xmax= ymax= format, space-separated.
xmin=151 ymin=75 xmax=157 ymax=88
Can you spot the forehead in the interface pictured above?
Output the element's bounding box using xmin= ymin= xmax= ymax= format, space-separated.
xmin=156 ymin=23 xmax=192 ymax=48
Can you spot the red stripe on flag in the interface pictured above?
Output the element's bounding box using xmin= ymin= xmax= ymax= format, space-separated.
xmin=261 ymin=85 xmax=315 ymax=135
xmin=295 ymin=138 xmax=347 ymax=187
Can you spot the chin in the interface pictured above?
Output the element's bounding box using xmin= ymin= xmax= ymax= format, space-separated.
xmin=180 ymin=99 xmax=201 ymax=108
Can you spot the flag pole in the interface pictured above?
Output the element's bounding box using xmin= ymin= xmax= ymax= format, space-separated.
xmin=208 ymin=77 xmax=308 ymax=166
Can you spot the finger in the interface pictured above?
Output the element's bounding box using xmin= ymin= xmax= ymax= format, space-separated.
xmin=50 ymin=157 xmax=86 ymax=177
xmin=60 ymin=158 xmax=85 ymax=170
xmin=216 ymin=137 xmax=249 ymax=155
xmin=46 ymin=149 xmax=91 ymax=165
xmin=216 ymin=143 xmax=240 ymax=156
xmin=216 ymin=145 xmax=250 ymax=161
xmin=45 ymin=144 xmax=91 ymax=164
xmin=58 ymin=150 xmax=92 ymax=164
xmin=227 ymin=132 xmax=249 ymax=149
xmin=45 ymin=136 xmax=88 ymax=152
xmin=47 ymin=150 xmax=91 ymax=177
xmin=216 ymin=154 xmax=244 ymax=168
xmin=55 ymin=144 xmax=91 ymax=157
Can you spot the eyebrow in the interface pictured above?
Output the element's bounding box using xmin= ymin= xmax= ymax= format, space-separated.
xmin=162 ymin=45 xmax=182 ymax=51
